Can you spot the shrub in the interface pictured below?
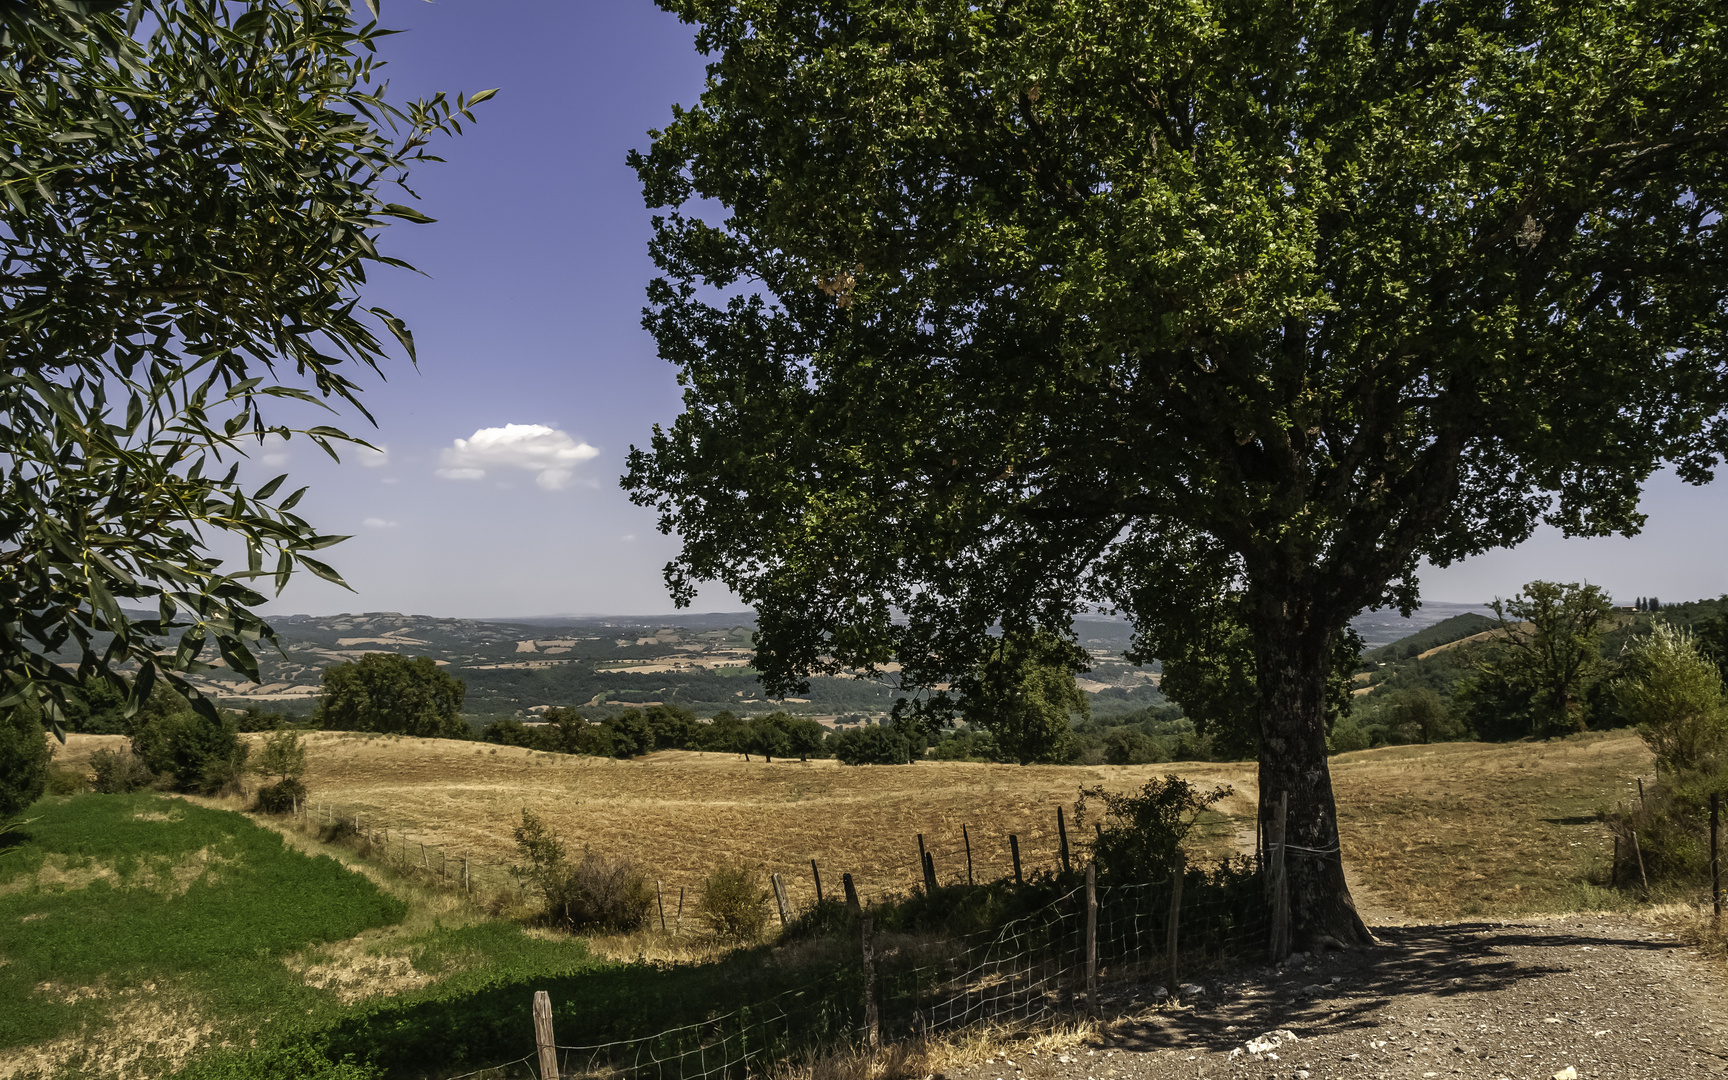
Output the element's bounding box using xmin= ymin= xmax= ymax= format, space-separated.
xmin=89 ymin=748 xmax=154 ymax=794
xmin=831 ymin=725 xmax=912 ymax=765
xmin=512 ymin=808 xmax=652 ymax=931
xmin=1074 ymin=774 xmax=1232 ymax=882
xmin=1327 ymin=716 xmax=1373 ymax=754
xmin=131 ymin=705 xmax=249 ymax=794
xmin=1618 ymin=623 xmax=1728 ymax=785
xmin=44 ymin=766 xmax=87 ymax=796
xmin=320 ymin=816 xmax=361 ymax=843
xmin=255 ymin=777 xmax=308 ymax=815
xmin=548 ymin=850 xmax=655 ymax=932
xmin=699 ymin=863 xmax=770 ymax=941
xmin=255 ymin=728 xmax=308 ymax=785
xmin=1608 ymin=787 xmax=1709 ymax=887
xmin=0 ymin=704 xmax=51 ymax=816
xmin=1104 ymin=728 xmax=1165 ymax=765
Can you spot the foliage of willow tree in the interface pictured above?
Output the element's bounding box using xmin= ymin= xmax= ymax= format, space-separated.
xmin=0 ymin=0 xmax=488 ymax=731
xmin=626 ymin=0 xmax=1728 ymax=947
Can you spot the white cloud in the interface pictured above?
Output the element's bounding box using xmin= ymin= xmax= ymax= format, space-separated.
xmin=435 ymin=424 xmax=599 ymax=490
xmin=355 ymin=443 xmax=390 ymax=468
xmin=260 ymin=432 xmax=290 ymax=467
xmin=363 ymin=517 xmax=399 ymax=529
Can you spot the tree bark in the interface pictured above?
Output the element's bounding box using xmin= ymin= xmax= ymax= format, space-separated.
xmin=1253 ymin=597 xmax=1374 ymax=950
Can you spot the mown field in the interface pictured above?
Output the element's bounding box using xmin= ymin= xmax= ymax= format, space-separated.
xmin=53 ymin=728 xmax=1654 ymax=921
xmin=12 ymin=729 xmax=1656 ymax=1079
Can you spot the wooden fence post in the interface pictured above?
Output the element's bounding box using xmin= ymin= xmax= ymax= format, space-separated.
xmin=771 ymin=872 xmax=791 ymax=928
xmin=1057 ymin=807 xmax=1072 ymax=875
xmin=811 ymin=858 xmax=824 ymax=903
xmin=963 ymin=825 xmax=974 ymax=886
xmin=421 ymin=842 xmax=427 ymax=869
xmin=861 ymin=911 xmax=879 ymax=1055
xmin=923 ymin=851 xmax=938 ymax=895
xmin=463 ymin=854 xmax=471 ymax=895
xmin=656 ymin=880 xmax=667 ymax=933
xmin=916 ymin=834 xmax=930 ymax=893
xmin=1633 ymin=829 xmax=1650 ymax=895
xmin=1167 ymin=852 xmax=1185 ymax=991
xmin=676 ymin=885 xmax=685 ymax=935
xmin=1084 ymin=862 xmax=1098 ymax=1015
xmin=533 ymin=990 xmax=559 ymax=1080
xmin=441 ymin=849 xmax=447 ymax=881
xmin=1268 ymin=791 xmax=1290 ymax=962
xmin=1713 ymin=793 xmax=1721 ymax=920
xmin=842 ymin=872 xmax=860 ymax=912
xmin=1010 ymin=834 xmax=1024 ymax=885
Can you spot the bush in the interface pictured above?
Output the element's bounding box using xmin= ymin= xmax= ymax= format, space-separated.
xmin=44 ymin=766 xmax=87 ymax=795
xmin=1074 ymin=774 xmax=1232 ymax=882
xmin=512 ymin=808 xmax=653 ymax=931
xmin=131 ymin=704 xmax=249 ymax=794
xmin=548 ymin=851 xmax=655 ymax=932
xmin=1327 ymin=716 xmax=1373 ymax=754
xmin=255 ymin=728 xmax=308 ymax=785
xmin=699 ymin=863 xmax=770 ymax=940
xmin=1608 ymin=787 xmax=1709 ymax=887
xmin=831 ymin=725 xmax=912 ymax=765
xmin=1618 ymin=623 xmax=1728 ymax=785
xmin=89 ymin=748 xmax=154 ymax=794
xmin=1104 ymin=728 xmax=1165 ymax=765
xmin=0 ymin=705 xmax=52 ymax=816
xmin=255 ymin=777 xmax=308 ymax=815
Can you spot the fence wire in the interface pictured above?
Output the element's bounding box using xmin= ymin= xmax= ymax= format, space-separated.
xmin=281 ymin=799 xmax=1275 ymax=1080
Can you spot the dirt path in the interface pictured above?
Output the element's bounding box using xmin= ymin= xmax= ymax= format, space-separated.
xmin=940 ymin=915 xmax=1728 ymax=1080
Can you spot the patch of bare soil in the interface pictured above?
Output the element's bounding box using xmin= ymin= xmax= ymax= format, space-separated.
xmin=938 ymin=916 xmax=1728 ymax=1080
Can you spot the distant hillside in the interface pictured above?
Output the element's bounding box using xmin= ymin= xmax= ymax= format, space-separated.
xmin=1364 ymin=612 xmax=1500 ymax=663
xmin=189 ymin=611 xmax=1166 ymax=723
xmin=179 ymin=602 xmax=1507 ymax=723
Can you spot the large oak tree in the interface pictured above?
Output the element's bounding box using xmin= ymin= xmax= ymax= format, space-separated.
xmin=625 ymin=0 xmax=1728 ymax=947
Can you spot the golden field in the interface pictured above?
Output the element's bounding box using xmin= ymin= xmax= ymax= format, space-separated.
xmin=52 ymin=728 xmax=1655 ymax=921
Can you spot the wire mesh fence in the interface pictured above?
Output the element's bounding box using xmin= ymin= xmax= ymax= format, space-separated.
xmin=275 ymin=796 xmax=1281 ymax=1079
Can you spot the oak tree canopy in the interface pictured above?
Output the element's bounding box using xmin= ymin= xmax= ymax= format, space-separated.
xmin=626 ymin=0 xmax=1728 ymax=946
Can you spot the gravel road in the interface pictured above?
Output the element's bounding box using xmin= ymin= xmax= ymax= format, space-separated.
xmin=936 ymin=916 xmax=1728 ymax=1080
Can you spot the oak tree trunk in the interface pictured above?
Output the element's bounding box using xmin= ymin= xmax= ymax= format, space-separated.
xmin=1253 ymin=601 xmax=1374 ymax=952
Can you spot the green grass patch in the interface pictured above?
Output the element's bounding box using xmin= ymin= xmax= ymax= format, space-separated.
xmin=0 ymin=794 xmax=407 ymax=1052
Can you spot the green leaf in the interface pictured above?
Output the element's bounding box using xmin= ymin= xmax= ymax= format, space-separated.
xmin=379 ymin=203 xmax=435 ymax=224
xmin=296 ymin=555 xmax=353 ymax=590
xmin=253 ymin=473 xmax=288 ymax=501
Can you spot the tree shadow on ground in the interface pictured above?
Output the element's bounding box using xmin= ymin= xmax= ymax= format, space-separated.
xmin=1099 ymin=921 xmax=1684 ymax=1055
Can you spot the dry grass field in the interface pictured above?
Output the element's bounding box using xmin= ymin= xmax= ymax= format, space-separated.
xmin=50 ymin=729 xmax=1656 ymax=922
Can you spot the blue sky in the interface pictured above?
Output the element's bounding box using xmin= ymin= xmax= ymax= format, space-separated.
xmin=250 ymin=1 xmax=1728 ymax=619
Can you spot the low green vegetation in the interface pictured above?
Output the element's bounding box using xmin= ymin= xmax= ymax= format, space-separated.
xmin=0 ymin=794 xmax=405 ymax=1056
